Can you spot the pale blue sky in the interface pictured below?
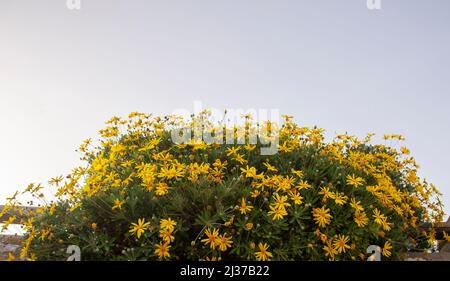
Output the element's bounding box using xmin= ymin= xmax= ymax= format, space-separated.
xmin=0 ymin=0 xmax=449 ymax=214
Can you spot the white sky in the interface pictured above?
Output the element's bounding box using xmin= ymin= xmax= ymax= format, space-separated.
xmin=0 ymin=0 xmax=449 ymax=215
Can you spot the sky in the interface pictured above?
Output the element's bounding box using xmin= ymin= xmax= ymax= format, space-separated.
xmin=0 ymin=0 xmax=449 ymax=215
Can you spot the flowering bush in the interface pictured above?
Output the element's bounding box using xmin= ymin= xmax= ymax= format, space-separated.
xmin=2 ymin=111 xmax=444 ymax=261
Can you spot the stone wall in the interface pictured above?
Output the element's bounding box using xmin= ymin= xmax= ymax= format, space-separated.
xmin=0 ymin=235 xmax=22 ymax=260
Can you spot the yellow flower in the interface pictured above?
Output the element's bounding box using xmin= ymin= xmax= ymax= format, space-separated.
xmin=400 ymin=146 xmax=410 ymax=155
xmin=312 ymin=206 xmax=332 ymax=228
xmin=48 ymin=176 xmax=63 ymax=187
xmin=159 ymin=218 xmax=177 ymax=232
xmin=350 ymin=198 xmax=364 ymax=212
xmin=216 ymin=234 xmax=233 ymax=252
xmin=39 ymin=228 xmax=51 ymax=240
xmin=155 ymin=182 xmax=169 ymax=196
xmin=381 ymin=219 xmax=392 ymax=232
xmin=346 ymin=174 xmax=364 ymax=187
xmin=158 ymin=165 xmax=184 ymax=180
xmin=272 ymin=193 xmax=291 ymax=210
xmin=129 ymin=218 xmax=150 ymax=239
xmin=291 ymin=169 xmax=303 ymax=178
xmin=268 ymin=205 xmax=288 ymax=220
xmin=443 ymin=231 xmax=450 ymax=243
xmin=212 ymin=159 xmax=227 ymax=170
xmin=289 ymin=191 xmax=303 ymax=205
xmin=6 ymin=252 xmax=15 ymax=261
xmin=250 ymin=189 xmax=261 ymax=198
xmin=320 ymin=233 xmax=328 ymax=243
xmin=201 ymin=228 xmax=219 ymax=249
xmin=381 ymin=241 xmax=392 ymax=257
xmin=111 ymin=143 xmax=126 ymax=154
xmin=354 ymin=210 xmax=369 ymax=228
xmin=226 ymin=146 xmax=240 ymax=156
xmin=112 ymin=199 xmax=124 ymax=210
xmin=2 ymin=215 xmax=16 ymax=229
xmin=49 ymin=203 xmax=56 ymax=215
xmin=233 ymin=153 xmax=248 ymax=165
xmin=318 ymin=186 xmax=333 ymax=200
xmin=91 ymin=223 xmax=97 ymax=230
xmin=255 ymin=243 xmax=273 ymax=261
xmin=224 ymin=217 xmax=234 ymax=226
xmin=159 ymin=229 xmax=175 ymax=243
xmin=239 ymin=197 xmax=253 ymax=214
xmin=333 ymin=193 xmax=348 ymax=206
xmin=92 ymin=156 xmax=108 ymax=173
xmin=246 ymin=223 xmax=254 ymax=231
xmin=244 ymin=144 xmax=256 ymax=151
xmin=333 ymin=234 xmax=351 ymax=253
xmin=372 ymin=208 xmax=386 ymax=226
xmin=263 ymin=162 xmax=278 ymax=172
xmin=154 ymin=242 xmax=171 ymax=259
xmin=315 ymin=229 xmax=328 ymax=243
xmin=240 ymin=165 xmax=258 ymax=178
xmin=323 ymin=240 xmax=338 ymax=260
xmin=296 ymin=180 xmax=311 ymax=190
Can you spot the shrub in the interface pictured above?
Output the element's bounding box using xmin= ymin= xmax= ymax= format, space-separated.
xmin=2 ymin=111 xmax=444 ymax=261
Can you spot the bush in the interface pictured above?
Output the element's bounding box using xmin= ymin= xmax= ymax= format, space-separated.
xmin=3 ymin=111 xmax=444 ymax=261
